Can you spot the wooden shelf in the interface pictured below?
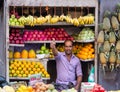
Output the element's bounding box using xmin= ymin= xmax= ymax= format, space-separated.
xmin=9 ymin=22 xmax=95 ymax=28
xmin=10 ymin=77 xmax=50 ymax=80
xmin=9 ymin=25 xmax=24 ymax=28
xmin=9 ymin=44 xmax=25 ymax=47
xmin=9 ymin=58 xmax=41 ymax=61
xmin=24 ymin=40 xmax=65 ymax=43
xmin=80 ymin=58 xmax=94 ymax=62
xmin=75 ymin=39 xmax=95 ymax=43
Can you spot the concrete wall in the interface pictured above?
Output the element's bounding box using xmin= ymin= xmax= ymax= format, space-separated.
xmin=98 ymin=0 xmax=120 ymax=91
xmin=0 ymin=3 xmax=6 ymax=77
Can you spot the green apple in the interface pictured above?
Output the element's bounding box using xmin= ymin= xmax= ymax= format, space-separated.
xmin=44 ymin=49 xmax=49 ymax=54
xmin=39 ymin=50 xmax=44 ymax=54
xmin=16 ymin=21 xmax=20 ymax=25
xmin=41 ymin=46 xmax=46 ymax=51
xmin=11 ymin=21 xmax=16 ymax=26
xmin=14 ymin=18 xmax=18 ymax=22
xmin=9 ymin=18 xmax=13 ymax=22
xmin=11 ymin=14 xmax=15 ymax=19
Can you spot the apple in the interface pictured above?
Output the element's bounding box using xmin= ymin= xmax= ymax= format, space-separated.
xmin=16 ymin=33 xmax=20 ymax=37
xmin=39 ymin=31 xmax=43 ymax=35
xmin=34 ymin=30 xmax=39 ymax=34
xmin=23 ymin=34 xmax=27 ymax=38
xmin=11 ymin=14 xmax=15 ymax=19
xmin=10 ymin=21 xmax=16 ymax=26
xmin=24 ymin=31 xmax=29 ymax=35
xmin=11 ymin=40 xmax=15 ymax=44
xmin=15 ymin=40 xmax=19 ymax=44
xmin=9 ymin=36 xmax=13 ymax=40
xmin=44 ymin=49 xmax=49 ymax=54
xmin=19 ymin=40 xmax=23 ymax=44
xmin=28 ymin=35 xmax=33 ymax=38
xmin=31 ymin=38 xmax=35 ymax=41
xmin=14 ymin=37 xmax=17 ymax=40
xmin=33 ymin=34 xmax=36 ymax=38
xmin=35 ymin=38 xmax=39 ymax=41
xmin=27 ymin=38 xmax=31 ymax=41
xmin=41 ymin=46 xmax=46 ymax=51
xmin=39 ymin=50 xmax=44 ymax=54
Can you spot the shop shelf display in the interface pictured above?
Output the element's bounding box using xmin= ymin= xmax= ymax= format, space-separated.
xmin=7 ymin=0 xmax=98 ymax=83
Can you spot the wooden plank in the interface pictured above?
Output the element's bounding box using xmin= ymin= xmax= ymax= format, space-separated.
xmin=8 ymin=0 xmax=98 ymax=7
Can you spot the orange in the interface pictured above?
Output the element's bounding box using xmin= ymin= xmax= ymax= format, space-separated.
xmin=21 ymin=49 xmax=28 ymax=58
xmin=14 ymin=52 xmax=21 ymax=58
xmin=87 ymin=55 xmax=91 ymax=59
xmin=27 ymin=86 xmax=33 ymax=92
xmin=91 ymin=54 xmax=95 ymax=59
xmin=90 ymin=48 xmax=94 ymax=53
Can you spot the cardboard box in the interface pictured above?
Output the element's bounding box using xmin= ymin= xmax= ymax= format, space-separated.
xmin=81 ymin=82 xmax=96 ymax=92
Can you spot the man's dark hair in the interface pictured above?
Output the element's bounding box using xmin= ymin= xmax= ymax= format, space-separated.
xmin=64 ymin=39 xmax=73 ymax=46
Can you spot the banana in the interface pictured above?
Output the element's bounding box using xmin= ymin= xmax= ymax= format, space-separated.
xmin=59 ymin=14 xmax=66 ymax=21
xmin=45 ymin=14 xmax=52 ymax=23
xmin=78 ymin=16 xmax=84 ymax=25
xmin=50 ymin=15 xmax=59 ymax=24
xmin=73 ymin=18 xmax=79 ymax=26
xmin=36 ymin=16 xmax=47 ymax=25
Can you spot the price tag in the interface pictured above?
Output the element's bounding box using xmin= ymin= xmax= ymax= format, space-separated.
xmin=29 ymin=73 xmax=42 ymax=86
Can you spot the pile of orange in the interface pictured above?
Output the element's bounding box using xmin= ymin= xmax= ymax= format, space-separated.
xmin=9 ymin=60 xmax=50 ymax=78
xmin=76 ymin=43 xmax=95 ymax=60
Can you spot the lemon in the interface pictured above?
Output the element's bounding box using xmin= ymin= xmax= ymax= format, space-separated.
xmin=33 ymin=68 xmax=36 ymax=72
xmin=9 ymin=73 xmax=13 ymax=77
xmin=23 ymin=68 xmax=27 ymax=71
xmin=37 ymin=68 xmax=41 ymax=72
xmin=18 ymin=74 xmax=22 ymax=77
xmin=25 ymin=71 xmax=29 ymax=75
xmin=22 ymin=74 xmax=27 ymax=77
xmin=13 ymin=73 xmax=17 ymax=77
xmin=16 ymin=70 xmax=20 ymax=74
xmin=46 ymin=74 xmax=50 ymax=78
xmin=11 ymin=70 xmax=15 ymax=73
xmin=20 ymin=70 xmax=24 ymax=74
xmin=30 ymin=71 xmax=34 ymax=74
xmin=18 ymin=67 xmax=22 ymax=71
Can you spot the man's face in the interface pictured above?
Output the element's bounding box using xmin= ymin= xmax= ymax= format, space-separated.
xmin=64 ymin=41 xmax=73 ymax=55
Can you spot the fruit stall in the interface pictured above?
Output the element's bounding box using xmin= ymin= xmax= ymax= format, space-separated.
xmin=0 ymin=0 xmax=105 ymax=91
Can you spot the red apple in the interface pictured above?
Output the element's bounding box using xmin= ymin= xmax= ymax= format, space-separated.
xmin=33 ymin=34 xmax=37 ymax=38
xmin=15 ymin=40 xmax=19 ymax=44
xmin=24 ymin=31 xmax=29 ymax=35
xmin=34 ymin=30 xmax=39 ymax=34
xmin=16 ymin=33 xmax=20 ymax=37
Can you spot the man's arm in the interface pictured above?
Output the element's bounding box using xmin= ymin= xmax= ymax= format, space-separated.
xmin=50 ymin=38 xmax=58 ymax=56
xmin=75 ymin=75 xmax=82 ymax=91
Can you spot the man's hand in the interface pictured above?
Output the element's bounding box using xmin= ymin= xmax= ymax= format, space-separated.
xmin=74 ymin=85 xmax=79 ymax=91
xmin=50 ymin=38 xmax=56 ymax=49
xmin=50 ymin=38 xmax=58 ymax=56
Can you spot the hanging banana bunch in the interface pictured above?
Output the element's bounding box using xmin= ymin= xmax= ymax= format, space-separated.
xmin=59 ymin=7 xmax=66 ymax=22
xmin=109 ymin=45 xmax=116 ymax=71
xmin=111 ymin=12 xmax=119 ymax=31
xmin=45 ymin=14 xmax=52 ymax=23
xmin=102 ymin=10 xmax=111 ymax=32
